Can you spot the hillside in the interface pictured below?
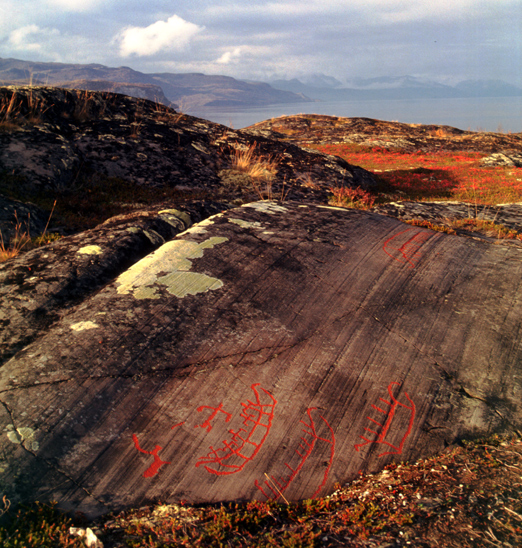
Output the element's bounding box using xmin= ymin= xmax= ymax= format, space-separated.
xmin=247 ymin=114 xmax=522 ymax=152
xmin=0 ymin=57 xmax=312 ymax=110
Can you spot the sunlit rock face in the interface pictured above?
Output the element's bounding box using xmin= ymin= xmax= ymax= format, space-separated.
xmin=0 ymin=202 xmax=520 ymax=517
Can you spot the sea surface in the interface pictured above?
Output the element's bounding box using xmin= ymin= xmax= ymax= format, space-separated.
xmin=191 ymin=96 xmax=522 ymax=133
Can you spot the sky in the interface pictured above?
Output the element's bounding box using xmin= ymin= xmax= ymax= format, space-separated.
xmin=0 ymin=0 xmax=521 ymax=86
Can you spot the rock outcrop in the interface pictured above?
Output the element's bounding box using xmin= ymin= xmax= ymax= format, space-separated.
xmin=247 ymin=114 xmax=522 ymax=153
xmin=0 ymin=194 xmax=49 ymax=244
xmin=373 ymin=201 xmax=522 ymax=246
xmin=0 ymin=86 xmax=374 ymax=242
xmin=1 ymin=88 xmax=521 ymax=519
xmin=480 ymin=152 xmax=522 ymax=167
xmin=0 ymin=202 xmax=520 ymax=517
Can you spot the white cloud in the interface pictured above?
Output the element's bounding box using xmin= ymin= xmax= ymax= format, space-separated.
xmin=8 ymin=25 xmax=60 ymax=52
xmin=8 ymin=25 xmax=40 ymax=48
xmin=117 ymin=15 xmax=203 ymax=57
xmin=217 ymin=47 xmax=242 ymax=64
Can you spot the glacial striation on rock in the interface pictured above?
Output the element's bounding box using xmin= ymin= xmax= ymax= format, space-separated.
xmin=0 ymin=202 xmax=520 ymax=517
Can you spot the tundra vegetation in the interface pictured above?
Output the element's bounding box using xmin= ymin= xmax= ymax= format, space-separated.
xmin=315 ymin=143 xmax=522 ymax=240
xmin=314 ymin=143 xmax=522 ymax=207
xmin=2 ymin=139 xmax=522 ymax=261
xmin=0 ymin=435 xmax=520 ymax=547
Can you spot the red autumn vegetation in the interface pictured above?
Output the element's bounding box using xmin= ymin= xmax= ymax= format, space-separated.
xmin=313 ymin=143 xmax=522 ymax=205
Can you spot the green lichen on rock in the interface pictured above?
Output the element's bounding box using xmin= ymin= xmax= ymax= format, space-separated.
xmin=158 ymin=208 xmax=192 ymax=228
xmin=70 ymin=321 xmax=99 ymax=332
xmin=116 ymin=236 xmax=228 ymax=299
xmin=77 ymin=245 xmax=103 ymax=255
xmin=228 ymin=217 xmax=264 ymax=229
xmin=242 ymin=202 xmax=288 ymax=215
xmin=6 ymin=426 xmax=39 ymax=451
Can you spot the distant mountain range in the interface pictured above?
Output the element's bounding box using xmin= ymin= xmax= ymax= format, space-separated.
xmin=0 ymin=57 xmax=312 ymax=110
xmin=269 ymin=74 xmax=522 ymax=101
xmin=1 ymin=58 xmax=520 ymax=113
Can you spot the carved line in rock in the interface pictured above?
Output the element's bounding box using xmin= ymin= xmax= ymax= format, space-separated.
xmin=195 ymin=383 xmax=277 ymax=476
xmin=254 ymin=407 xmax=336 ymax=501
xmin=195 ymin=403 xmax=233 ymax=433
xmin=383 ymin=228 xmax=432 ymax=268
xmin=130 ymin=380 xmax=414 ymax=498
xmin=132 ymin=434 xmax=172 ymax=478
xmin=132 ymin=383 xmax=276 ymax=479
xmin=355 ymin=382 xmax=416 ymax=457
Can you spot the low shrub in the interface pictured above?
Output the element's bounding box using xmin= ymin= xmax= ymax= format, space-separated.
xmin=329 ymin=186 xmax=376 ymax=209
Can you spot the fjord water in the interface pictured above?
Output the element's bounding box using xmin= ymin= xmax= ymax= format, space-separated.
xmin=192 ymin=96 xmax=522 ymax=132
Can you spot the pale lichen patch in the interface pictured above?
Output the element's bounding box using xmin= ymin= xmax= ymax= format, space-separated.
xmin=317 ymin=205 xmax=347 ymax=211
xmin=156 ymin=271 xmax=223 ymax=298
xmin=159 ymin=208 xmax=192 ymax=227
xmin=182 ymin=226 xmax=208 ymax=235
xmin=6 ymin=426 xmax=39 ymax=451
xmin=77 ymin=245 xmax=103 ymax=255
xmin=228 ymin=218 xmax=264 ymax=230
xmin=116 ymin=236 xmax=228 ymax=300
xmin=70 ymin=321 xmax=99 ymax=332
xmin=179 ymin=213 xmax=223 ymax=236
xmin=243 ymin=202 xmax=288 ymax=215
xmin=142 ymin=230 xmax=164 ymax=246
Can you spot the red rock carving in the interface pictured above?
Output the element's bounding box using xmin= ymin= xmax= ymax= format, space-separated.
xmin=383 ymin=228 xmax=432 ymax=268
xmin=195 ymin=383 xmax=277 ymax=476
xmin=255 ymin=407 xmax=335 ymax=500
xmin=195 ymin=403 xmax=232 ymax=432
xmin=132 ymin=434 xmax=172 ymax=478
xmin=355 ymin=382 xmax=416 ymax=457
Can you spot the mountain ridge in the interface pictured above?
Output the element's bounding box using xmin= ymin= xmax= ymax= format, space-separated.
xmin=269 ymin=74 xmax=522 ymax=100
xmin=4 ymin=57 xmax=520 ymax=114
xmin=0 ymin=57 xmax=313 ymax=110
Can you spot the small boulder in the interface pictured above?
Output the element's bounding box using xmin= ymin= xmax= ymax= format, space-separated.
xmin=480 ymin=152 xmax=522 ymax=167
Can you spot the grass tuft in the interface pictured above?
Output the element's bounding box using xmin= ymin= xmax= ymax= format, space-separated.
xmin=228 ymin=142 xmax=280 ymax=200
xmin=0 ymin=89 xmax=51 ymax=130
xmin=0 ymin=201 xmax=58 ymax=262
xmin=0 ymin=501 xmax=86 ymax=547
xmin=231 ymin=142 xmax=279 ymax=181
xmin=0 ymin=211 xmax=31 ymax=262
